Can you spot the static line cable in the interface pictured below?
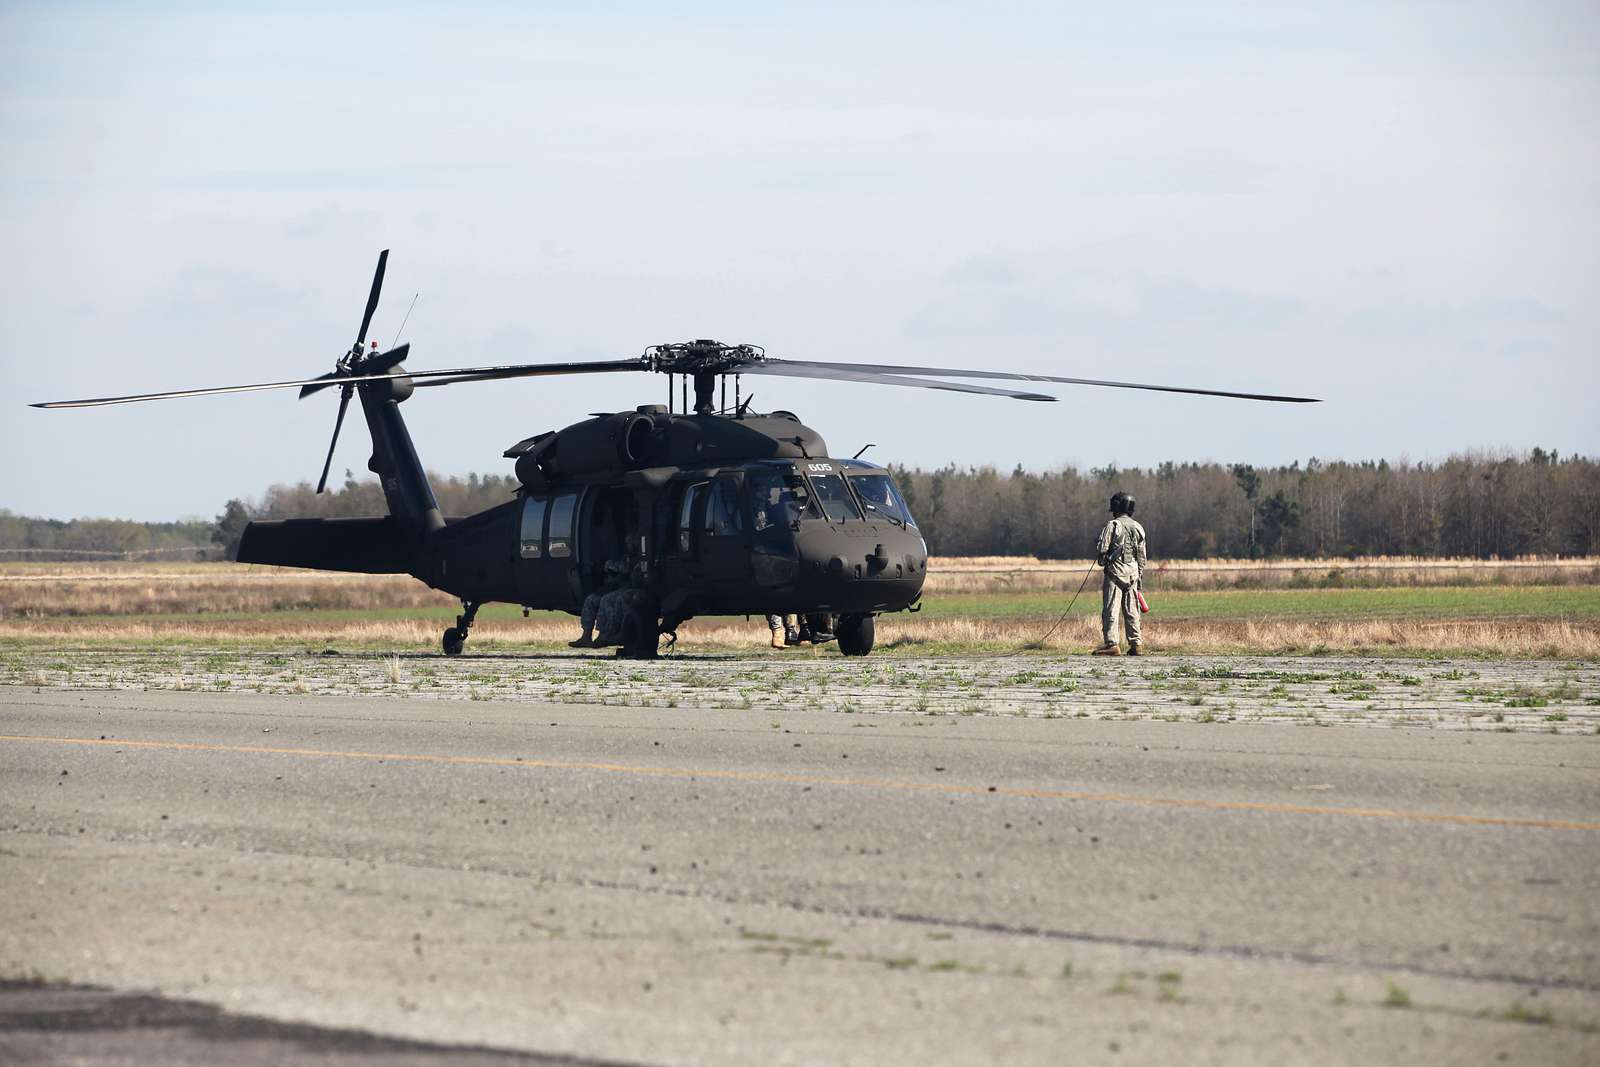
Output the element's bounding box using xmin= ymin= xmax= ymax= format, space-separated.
xmin=1033 ymin=561 xmax=1098 ymax=648
xmin=389 ymin=293 xmax=420 ymax=350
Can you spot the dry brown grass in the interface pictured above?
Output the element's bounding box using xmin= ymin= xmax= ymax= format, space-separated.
xmin=3 ymin=560 xmax=1596 ymax=658
xmin=0 ymin=565 xmax=452 ymax=617
xmin=3 ymin=557 xmax=1595 ymax=618
xmin=3 ymin=612 xmax=1593 ymax=659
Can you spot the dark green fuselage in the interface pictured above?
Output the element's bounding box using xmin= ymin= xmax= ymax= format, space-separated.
xmin=241 ymin=401 xmax=927 ymax=629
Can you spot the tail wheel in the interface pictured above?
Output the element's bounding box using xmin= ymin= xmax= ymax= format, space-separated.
xmin=442 ymin=627 xmax=465 ymax=656
xmin=836 ymin=614 xmax=875 ymax=656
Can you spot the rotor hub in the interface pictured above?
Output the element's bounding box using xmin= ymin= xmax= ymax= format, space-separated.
xmin=646 ymin=340 xmax=764 ymax=377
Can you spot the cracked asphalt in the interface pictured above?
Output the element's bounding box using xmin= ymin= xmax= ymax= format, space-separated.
xmin=2 ymin=673 xmax=1598 ymax=1065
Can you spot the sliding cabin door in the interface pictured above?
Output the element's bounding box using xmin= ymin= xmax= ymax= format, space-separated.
xmin=515 ymin=490 xmax=583 ymax=612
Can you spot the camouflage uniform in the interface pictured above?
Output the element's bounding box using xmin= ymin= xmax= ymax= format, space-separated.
xmin=1096 ymin=513 xmax=1146 ymax=649
xmin=575 ymin=559 xmax=629 ymax=647
xmin=594 ymin=590 xmax=629 ymax=644
xmin=594 ymin=565 xmax=647 ymax=646
xmin=765 ymin=613 xmax=798 ymax=648
xmin=580 ymin=593 xmax=604 ymax=634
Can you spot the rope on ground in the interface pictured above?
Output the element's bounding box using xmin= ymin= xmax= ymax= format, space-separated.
xmin=1031 ymin=562 xmax=1098 ymax=648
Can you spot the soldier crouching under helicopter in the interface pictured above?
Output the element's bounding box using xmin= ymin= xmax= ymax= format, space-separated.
xmin=1093 ymin=491 xmax=1147 ymax=656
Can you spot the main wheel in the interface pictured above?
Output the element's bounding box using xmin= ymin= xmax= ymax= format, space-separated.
xmin=618 ymin=606 xmax=659 ymax=660
xmin=442 ymin=627 xmax=465 ymax=656
xmin=836 ymin=614 xmax=875 ymax=657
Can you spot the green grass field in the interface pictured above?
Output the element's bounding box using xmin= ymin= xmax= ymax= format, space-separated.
xmin=922 ymin=585 xmax=1600 ymax=622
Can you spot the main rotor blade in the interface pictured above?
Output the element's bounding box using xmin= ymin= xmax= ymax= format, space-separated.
xmin=767 ymin=358 xmax=1320 ymax=404
xmin=356 ymin=249 xmax=388 ymax=348
xmin=315 ymin=386 xmax=352 ymax=494
xmin=408 ymin=359 xmax=647 ymax=388
xmin=31 ymin=350 xmax=648 ymax=409
xmin=735 ymin=360 xmax=1055 ymax=401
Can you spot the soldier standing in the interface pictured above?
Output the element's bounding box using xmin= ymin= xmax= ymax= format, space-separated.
xmin=1093 ymin=491 xmax=1147 ymax=656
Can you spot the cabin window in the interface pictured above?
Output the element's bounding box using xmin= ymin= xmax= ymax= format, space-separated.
xmin=808 ymin=472 xmax=863 ymax=523
xmin=679 ymin=482 xmax=707 ymax=553
xmin=748 ymin=469 xmax=813 ymax=531
xmin=848 ymin=473 xmax=916 ymax=527
xmin=547 ymin=492 xmax=577 ymax=559
xmin=706 ymin=477 xmax=743 ymax=537
xmin=519 ymin=496 xmax=547 ymax=558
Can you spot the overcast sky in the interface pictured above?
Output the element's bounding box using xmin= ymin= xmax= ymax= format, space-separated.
xmin=3 ymin=2 xmax=1596 ymax=521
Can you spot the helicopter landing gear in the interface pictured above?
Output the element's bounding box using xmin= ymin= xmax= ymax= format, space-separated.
xmin=442 ymin=601 xmax=479 ymax=657
xmin=836 ymin=614 xmax=875 ymax=657
xmin=617 ymin=604 xmax=660 ymax=660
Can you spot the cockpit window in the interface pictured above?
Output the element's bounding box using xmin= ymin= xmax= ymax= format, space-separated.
xmin=706 ymin=477 xmax=743 ymax=536
xmin=808 ymin=472 xmax=862 ymax=523
xmin=748 ymin=468 xmax=813 ymax=531
xmin=848 ymin=473 xmax=916 ymax=527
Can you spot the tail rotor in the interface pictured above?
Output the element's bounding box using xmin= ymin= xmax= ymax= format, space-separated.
xmin=304 ymin=250 xmax=395 ymax=493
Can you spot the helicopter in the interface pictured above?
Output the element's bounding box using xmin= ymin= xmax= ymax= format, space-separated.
xmin=33 ymin=251 xmax=1318 ymax=659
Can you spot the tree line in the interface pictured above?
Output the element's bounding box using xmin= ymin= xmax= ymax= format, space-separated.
xmin=0 ymin=511 xmax=216 ymax=560
xmin=5 ymin=452 xmax=1596 ymax=561
xmin=889 ymin=448 xmax=1599 ymax=559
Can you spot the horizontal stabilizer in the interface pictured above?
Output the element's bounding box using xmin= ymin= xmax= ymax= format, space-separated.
xmin=237 ymin=517 xmax=416 ymax=574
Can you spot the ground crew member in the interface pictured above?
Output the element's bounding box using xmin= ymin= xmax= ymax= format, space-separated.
xmin=1093 ymin=491 xmax=1147 ymax=655
xmin=765 ymin=613 xmax=798 ymax=649
xmin=764 ymin=612 xmax=836 ymax=648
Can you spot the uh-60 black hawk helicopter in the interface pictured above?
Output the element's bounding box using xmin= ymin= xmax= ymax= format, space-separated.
xmin=34 ymin=251 xmax=1318 ymax=659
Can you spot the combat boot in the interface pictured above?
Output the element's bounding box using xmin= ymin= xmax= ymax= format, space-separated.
xmin=1091 ymin=643 xmax=1122 ymax=656
xmin=770 ymin=630 xmax=786 ymax=649
xmin=1127 ymin=643 xmax=1142 ymax=656
xmin=568 ymin=632 xmax=594 ymax=649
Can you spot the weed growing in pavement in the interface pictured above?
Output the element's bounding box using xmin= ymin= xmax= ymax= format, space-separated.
xmin=1502 ymin=1001 xmax=1554 ymax=1025
xmin=1383 ymin=981 xmax=1412 ymax=1008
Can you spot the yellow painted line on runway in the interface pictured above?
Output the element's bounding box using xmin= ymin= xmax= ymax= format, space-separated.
xmin=4 ymin=733 xmax=1597 ymax=832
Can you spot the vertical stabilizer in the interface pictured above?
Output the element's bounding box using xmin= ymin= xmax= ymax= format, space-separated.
xmin=355 ymin=374 xmax=445 ymax=536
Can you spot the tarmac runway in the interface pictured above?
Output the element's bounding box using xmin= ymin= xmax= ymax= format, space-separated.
xmin=2 ymin=682 xmax=1597 ymax=1064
